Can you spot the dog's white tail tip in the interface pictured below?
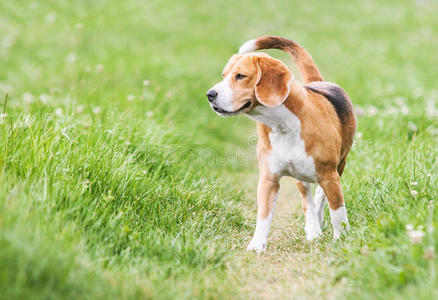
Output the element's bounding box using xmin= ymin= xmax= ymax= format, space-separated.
xmin=238 ymin=39 xmax=257 ymax=54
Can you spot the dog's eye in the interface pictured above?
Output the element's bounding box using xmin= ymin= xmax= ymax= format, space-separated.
xmin=235 ymin=73 xmax=247 ymax=80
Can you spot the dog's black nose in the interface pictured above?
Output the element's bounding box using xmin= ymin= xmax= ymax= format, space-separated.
xmin=206 ymin=90 xmax=218 ymax=102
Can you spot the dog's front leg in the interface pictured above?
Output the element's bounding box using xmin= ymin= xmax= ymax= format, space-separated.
xmin=247 ymin=172 xmax=279 ymax=253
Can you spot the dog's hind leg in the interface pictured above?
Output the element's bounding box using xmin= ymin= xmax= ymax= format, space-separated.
xmin=314 ymin=185 xmax=327 ymax=227
xmin=318 ymin=171 xmax=350 ymax=239
xmin=295 ymin=180 xmax=322 ymax=241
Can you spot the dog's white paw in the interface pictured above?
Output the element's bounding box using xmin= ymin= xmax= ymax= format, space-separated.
xmin=246 ymin=239 xmax=267 ymax=253
xmin=330 ymin=206 xmax=350 ymax=239
xmin=305 ymin=214 xmax=323 ymax=241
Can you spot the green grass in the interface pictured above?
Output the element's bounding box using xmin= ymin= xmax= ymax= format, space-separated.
xmin=1 ymin=0 xmax=437 ymax=299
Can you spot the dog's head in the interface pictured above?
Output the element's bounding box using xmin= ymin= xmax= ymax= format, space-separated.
xmin=206 ymin=52 xmax=293 ymax=116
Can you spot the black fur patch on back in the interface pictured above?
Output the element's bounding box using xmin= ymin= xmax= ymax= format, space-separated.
xmin=304 ymin=82 xmax=352 ymax=124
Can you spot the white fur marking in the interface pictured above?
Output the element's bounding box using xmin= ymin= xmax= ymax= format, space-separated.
xmin=239 ymin=39 xmax=257 ymax=54
xmin=329 ymin=205 xmax=349 ymax=239
xmin=246 ymin=105 xmax=317 ymax=182
xmin=210 ymin=75 xmax=235 ymax=111
xmin=247 ymin=194 xmax=278 ymax=253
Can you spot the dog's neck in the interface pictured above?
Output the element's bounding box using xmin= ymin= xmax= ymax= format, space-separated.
xmin=246 ymin=104 xmax=302 ymax=136
xmin=246 ymin=82 xmax=305 ymax=134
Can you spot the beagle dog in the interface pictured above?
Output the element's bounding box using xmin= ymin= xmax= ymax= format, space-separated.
xmin=206 ymin=36 xmax=356 ymax=252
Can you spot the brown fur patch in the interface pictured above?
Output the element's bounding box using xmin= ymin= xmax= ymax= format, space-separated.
xmin=295 ymin=180 xmax=309 ymax=213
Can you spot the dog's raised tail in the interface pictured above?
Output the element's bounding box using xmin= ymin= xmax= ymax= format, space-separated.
xmin=239 ymin=36 xmax=323 ymax=83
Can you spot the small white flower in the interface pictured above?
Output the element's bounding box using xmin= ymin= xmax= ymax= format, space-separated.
xmin=424 ymin=246 xmax=435 ymax=260
xmin=394 ymin=96 xmax=407 ymax=105
xmin=406 ymin=224 xmax=414 ymax=231
xmin=83 ymin=120 xmax=91 ymax=128
xmin=65 ymin=53 xmax=77 ymax=64
xmin=360 ymin=247 xmax=370 ymax=255
xmin=407 ymin=230 xmax=425 ymax=244
xmin=408 ymin=122 xmax=418 ymax=132
xmin=2 ymin=34 xmax=16 ymax=49
xmin=39 ymin=93 xmax=51 ymax=104
xmin=411 ymin=181 xmax=418 ymax=186
xmin=146 ymin=111 xmax=153 ymax=118
xmin=400 ymin=106 xmax=409 ymax=115
xmin=76 ymin=105 xmax=85 ymax=113
xmin=425 ymin=99 xmax=438 ymax=118
xmin=22 ymin=92 xmax=35 ymax=103
xmin=355 ymin=107 xmax=364 ymax=116
xmin=356 ymin=132 xmax=363 ymax=139
xmin=0 ymin=113 xmax=7 ymax=123
xmin=377 ymin=119 xmax=384 ymax=128
xmin=96 ymin=64 xmax=104 ymax=73
xmin=127 ymin=94 xmax=135 ymax=101
xmin=44 ymin=13 xmax=56 ymax=23
xmin=386 ymin=106 xmax=398 ymax=115
xmin=143 ymin=80 xmax=150 ymax=86
xmin=92 ymin=106 xmax=101 ymax=114
xmin=367 ymin=105 xmax=378 ymax=116
xmin=410 ymin=190 xmax=418 ymax=197
xmin=55 ymin=108 xmax=63 ymax=117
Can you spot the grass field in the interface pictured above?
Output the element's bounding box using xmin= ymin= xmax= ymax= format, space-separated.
xmin=1 ymin=0 xmax=437 ymax=299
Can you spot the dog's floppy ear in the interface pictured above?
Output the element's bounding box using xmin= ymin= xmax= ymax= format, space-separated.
xmin=254 ymin=56 xmax=293 ymax=107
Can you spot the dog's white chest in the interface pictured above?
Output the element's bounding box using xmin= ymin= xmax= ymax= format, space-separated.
xmin=247 ymin=105 xmax=316 ymax=182
xmin=268 ymin=129 xmax=316 ymax=182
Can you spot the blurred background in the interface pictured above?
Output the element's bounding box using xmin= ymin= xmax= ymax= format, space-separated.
xmin=1 ymin=0 xmax=437 ymax=299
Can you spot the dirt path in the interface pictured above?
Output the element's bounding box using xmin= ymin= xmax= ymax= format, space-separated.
xmin=232 ymin=175 xmax=346 ymax=299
